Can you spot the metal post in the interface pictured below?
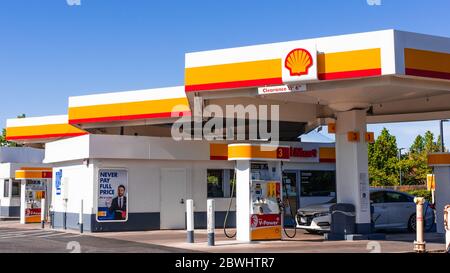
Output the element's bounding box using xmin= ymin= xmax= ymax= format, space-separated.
xmin=207 ymin=199 xmax=215 ymax=246
xmin=63 ymin=199 xmax=67 ymax=230
xmin=50 ymin=209 xmax=54 ymax=229
xmin=414 ymin=197 xmax=426 ymax=253
xmin=41 ymin=198 xmax=46 ymax=229
xmin=186 ymin=199 xmax=194 ymax=243
xmin=79 ymin=199 xmax=84 ymax=234
xmin=445 ymin=205 xmax=450 ymax=253
xmin=440 ymin=120 xmax=445 ymax=152
xmin=398 ymin=148 xmax=404 ymax=186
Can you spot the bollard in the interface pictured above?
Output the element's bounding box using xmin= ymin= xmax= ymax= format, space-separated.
xmin=445 ymin=205 xmax=450 ymax=253
xmin=79 ymin=199 xmax=84 ymax=234
xmin=207 ymin=199 xmax=215 ymax=246
xmin=50 ymin=209 xmax=54 ymax=229
xmin=63 ymin=199 xmax=67 ymax=230
xmin=63 ymin=211 xmax=67 ymax=230
xmin=413 ymin=197 xmax=426 ymax=253
xmin=186 ymin=199 xmax=194 ymax=243
xmin=41 ymin=198 xmax=46 ymax=229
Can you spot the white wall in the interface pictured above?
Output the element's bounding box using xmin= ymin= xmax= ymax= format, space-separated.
xmin=50 ymin=157 xmax=239 ymax=218
xmin=0 ymin=163 xmax=13 ymax=179
xmin=51 ymin=161 xmax=95 ymax=215
xmin=91 ymin=159 xmax=236 ymax=215
xmin=0 ymin=147 xmax=44 ymax=164
xmin=0 ymin=179 xmax=5 ymax=206
xmin=45 ymin=134 xmax=212 ymax=164
xmin=44 ymin=135 xmax=91 ymax=164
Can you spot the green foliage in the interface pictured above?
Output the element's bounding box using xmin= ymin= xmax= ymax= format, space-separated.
xmin=0 ymin=128 xmax=18 ymax=147
xmin=410 ymin=135 xmax=424 ymax=154
xmin=0 ymin=114 xmax=26 ymax=147
xmin=368 ymin=128 xmax=441 ymax=186
xmin=400 ymin=130 xmax=441 ymax=185
xmin=368 ymin=128 xmax=399 ymax=185
xmin=405 ymin=189 xmax=432 ymax=202
xmin=207 ymin=174 xmax=219 ymax=185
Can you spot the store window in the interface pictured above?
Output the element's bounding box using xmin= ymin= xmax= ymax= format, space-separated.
xmin=300 ymin=170 xmax=336 ymax=197
xmin=3 ymin=179 xmax=9 ymax=198
xmin=11 ymin=180 xmax=20 ymax=197
xmin=207 ymin=169 xmax=235 ymax=198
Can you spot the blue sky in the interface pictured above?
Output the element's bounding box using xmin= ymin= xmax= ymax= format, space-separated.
xmin=0 ymin=0 xmax=449 ymax=149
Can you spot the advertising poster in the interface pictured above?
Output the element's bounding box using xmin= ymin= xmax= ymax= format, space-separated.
xmin=97 ymin=169 xmax=128 ymax=222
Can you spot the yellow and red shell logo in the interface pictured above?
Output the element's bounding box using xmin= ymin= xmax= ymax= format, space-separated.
xmin=285 ymin=48 xmax=313 ymax=77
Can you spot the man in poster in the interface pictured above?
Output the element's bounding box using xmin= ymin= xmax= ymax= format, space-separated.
xmin=108 ymin=184 xmax=127 ymax=220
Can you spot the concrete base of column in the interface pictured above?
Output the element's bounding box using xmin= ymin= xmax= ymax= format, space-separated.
xmin=208 ymin=233 xmax=215 ymax=246
xmin=187 ymin=230 xmax=194 ymax=243
xmin=355 ymin=223 xmax=372 ymax=234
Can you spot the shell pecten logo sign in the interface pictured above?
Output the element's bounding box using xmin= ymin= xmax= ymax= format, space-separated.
xmin=285 ymin=48 xmax=314 ymax=77
xmin=282 ymin=45 xmax=318 ymax=83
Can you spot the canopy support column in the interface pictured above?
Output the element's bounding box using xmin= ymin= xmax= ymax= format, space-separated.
xmin=335 ymin=109 xmax=371 ymax=234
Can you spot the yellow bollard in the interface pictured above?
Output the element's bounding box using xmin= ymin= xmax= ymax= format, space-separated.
xmin=413 ymin=197 xmax=426 ymax=253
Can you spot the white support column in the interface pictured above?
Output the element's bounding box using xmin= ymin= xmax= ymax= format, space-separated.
xmin=236 ymin=160 xmax=251 ymax=242
xmin=8 ymin=179 xmax=13 ymax=199
xmin=20 ymin=180 xmax=26 ymax=224
xmin=335 ymin=109 xmax=371 ymax=234
xmin=433 ymin=166 xmax=450 ymax=234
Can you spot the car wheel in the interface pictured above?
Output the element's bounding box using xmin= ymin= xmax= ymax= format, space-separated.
xmin=408 ymin=214 xmax=416 ymax=232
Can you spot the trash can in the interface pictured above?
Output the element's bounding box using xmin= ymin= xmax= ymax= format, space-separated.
xmin=326 ymin=203 xmax=356 ymax=240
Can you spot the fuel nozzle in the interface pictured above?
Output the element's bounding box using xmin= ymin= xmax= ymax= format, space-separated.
xmin=277 ymin=198 xmax=285 ymax=212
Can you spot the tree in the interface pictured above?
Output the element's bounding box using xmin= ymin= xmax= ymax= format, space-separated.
xmin=368 ymin=128 xmax=441 ymax=186
xmin=410 ymin=135 xmax=424 ymax=154
xmin=424 ymin=131 xmax=441 ymax=153
xmin=0 ymin=114 xmax=26 ymax=147
xmin=400 ymin=130 xmax=441 ymax=185
xmin=0 ymin=128 xmax=18 ymax=147
xmin=368 ymin=128 xmax=400 ymax=185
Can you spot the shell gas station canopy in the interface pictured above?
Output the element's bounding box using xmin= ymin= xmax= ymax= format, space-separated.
xmin=5 ymin=29 xmax=450 ymax=142
xmin=184 ymin=29 xmax=450 ymax=125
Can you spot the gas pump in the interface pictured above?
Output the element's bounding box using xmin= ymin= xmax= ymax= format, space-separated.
xmin=249 ymin=162 xmax=283 ymax=241
xmin=227 ymin=143 xmax=299 ymax=242
xmin=16 ymin=168 xmax=52 ymax=225
xmin=24 ymin=179 xmax=47 ymax=223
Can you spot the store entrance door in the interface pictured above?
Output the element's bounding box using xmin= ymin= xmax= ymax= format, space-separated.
xmin=282 ymin=171 xmax=300 ymax=227
xmin=160 ymin=168 xmax=187 ymax=229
